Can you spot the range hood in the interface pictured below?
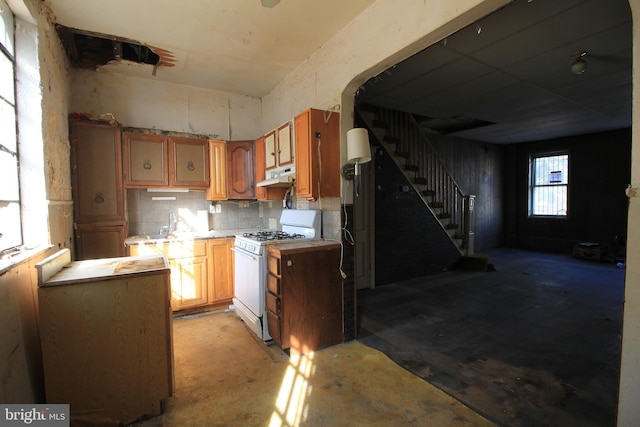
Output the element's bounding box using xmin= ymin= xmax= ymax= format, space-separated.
xmin=257 ymin=167 xmax=295 ymax=188
xmin=257 ymin=175 xmax=294 ymax=187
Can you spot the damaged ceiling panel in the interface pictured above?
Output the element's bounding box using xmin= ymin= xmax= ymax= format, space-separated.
xmin=56 ymin=25 xmax=175 ymax=73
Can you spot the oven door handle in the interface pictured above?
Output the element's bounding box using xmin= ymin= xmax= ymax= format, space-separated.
xmin=231 ymin=247 xmax=260 ymax=261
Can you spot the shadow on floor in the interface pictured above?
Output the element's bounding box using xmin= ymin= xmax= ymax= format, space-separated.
xmin=357 ymin=247 xmax=624 ymax=427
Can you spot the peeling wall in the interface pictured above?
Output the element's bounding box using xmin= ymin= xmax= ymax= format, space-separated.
xmin=1 ymin=0 xmax=72 ymax=403
xmin=69 ymin=70 xmax=261 ymax=140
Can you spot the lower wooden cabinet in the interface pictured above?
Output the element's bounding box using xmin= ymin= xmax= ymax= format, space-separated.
xmin=207 ymin=238 xmax=234 ymax=304
xmin=75 ymin=223 xmax=126 ymax=260
xmin=129 ymin=238 xmax=234 ymax=311
xmin=266 ymin=240 xmax=344 ymax=356
xmin=168 ymin=253 xmax=209 ymax=310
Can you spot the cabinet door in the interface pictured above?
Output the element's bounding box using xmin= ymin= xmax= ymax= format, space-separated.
xmin=264 ymin=131 xmax=277 ymax=171
xmin=75 ymin=224 xmax=126 ymax=260
xmin=207 ymin=238 xmax=234 ymax=303
xmin=170 ymin=256 xmax=208 ymax=310
xmin=71 ymin=121 xmax=124 ymax=223
xmin=294 ymin=111 xmax=313 ymax=198
xmin=123 ymin=133 xmax=169 ymax=187
xmin=255 ymin=136 xmax=268 ymax=200
xmin=171 ymin=137 xmax=209 ymax=188
xmin=227 ymin=140 xmax=255 ymax=199
xmin=206 ymin=140 xmax=227 ymax=200
xmin=277 ymin=122 xmax=293 ymax=167
xmin=294 ymin=108 xmax=340 ymax=199
xmin=255 ymin=136 xmax=287 ymax=201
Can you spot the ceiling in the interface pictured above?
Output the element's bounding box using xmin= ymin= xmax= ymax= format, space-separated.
xmin=357 ymin=0 xmax=633 ymax=143
xmin=44 ymin=0 xmax=632 ymax=145
xmin=44 ymin=0 xmax=376 ymax=98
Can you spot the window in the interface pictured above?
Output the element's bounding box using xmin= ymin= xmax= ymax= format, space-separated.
xmin=529 ymin=152 xmax=568 ymax=217
xmin=0 ymin=0 xmax=21 ymax=252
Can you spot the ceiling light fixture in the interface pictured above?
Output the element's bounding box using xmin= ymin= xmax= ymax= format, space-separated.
xmin=261 ymin=0 xmax=280 ymax=7
xmin=571 ymin=51 xmax=587 ymax=75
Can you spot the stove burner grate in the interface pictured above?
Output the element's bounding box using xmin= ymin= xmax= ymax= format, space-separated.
xmin=241 ymin=231 xmax=306 ymax=241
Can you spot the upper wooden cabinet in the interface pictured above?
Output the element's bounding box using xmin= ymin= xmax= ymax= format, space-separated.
xmin=255 ymin=136 xmax=287 ymax=201
xmin=227 ymin=140 xmax=255 ymax=200
xmin=170 ymin=136 xmax=210 ymax=188
xmin=206 ymin=139 xmax=228 ymax=201
xmin=265 ymin=122 xmax=294 ymax=171
xmin=123 ymin=133 xmax=169 ymax=187
xmin=71 ymin=120 xmax=124 ymax=224
xmin=294 ymin=108 xmax=340 ymax=199
xmin=123 ymin=133 xmax=209 ymax=189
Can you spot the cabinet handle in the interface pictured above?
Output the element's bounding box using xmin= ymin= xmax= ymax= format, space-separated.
xmin=143 ymin=160 xmax=152 ymax=170
xmin=94 ymin=192 xmax=104 ymax=204
xmin=187 ymin=161 xmax=195 ymax=171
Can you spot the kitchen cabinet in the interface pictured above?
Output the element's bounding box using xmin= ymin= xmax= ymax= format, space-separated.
xmin=36 ymin=249 xmax=173 ymax=425
xmin=123 ymin=133 xmax=209 ymax=189
xmin=75 ymin=223 xmax=126 ymax=260
xmin=266 ymin=240 xmax=343 ymax=356
xmin=70 ymin=120 xmax=126 ymax=260
xmin=227 ymin=140 xmax=255 ymax=199
xmin=206 ymin=139 xmax=228 ymax=201
xmin=265 ymin=122 xmax=294 ymax=171
xmin=129 ymin=240 xmax=208 ymax=311
xmin=123 ymin=132 xmax=169 ymax=187
xmin=71 ymin=120 xmax=124 ymax=224
xmin=171 ymin=136 xmax=210 ymax=188
xmin=207 ymin=238 xmax=234 ymax=304
xmin=255 ymin=135 xmax=287 ymax=201
xmin=294 ymin=108 xmax=341 ymax=199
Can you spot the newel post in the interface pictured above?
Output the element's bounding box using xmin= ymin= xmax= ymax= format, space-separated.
xmin=463 ymin=195 xmax=476 ymax=256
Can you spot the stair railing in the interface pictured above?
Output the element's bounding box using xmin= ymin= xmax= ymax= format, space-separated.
xmin=360 ymin=105 xmax=474 ymax=255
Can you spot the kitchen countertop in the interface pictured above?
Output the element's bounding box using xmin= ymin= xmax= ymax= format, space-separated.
xmin=124 ymin=229 xmax=263 ymax=245
xmin=37 ymin=253 xmax=170 ymax=287
xmin=267 ymin=239 xmax=342 ymax=252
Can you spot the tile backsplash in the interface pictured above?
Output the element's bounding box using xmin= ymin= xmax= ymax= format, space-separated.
xmin=126 ymin=189 xmax=283 ymax=236
xmin=125 ymin=189 xmax=341 ymax=240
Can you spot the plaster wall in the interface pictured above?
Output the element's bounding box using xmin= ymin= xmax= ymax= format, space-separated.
xmin=1 ymin=0 xmax=70 ymax=403
xmin=70 ymin=70 xmax=261 ymax=140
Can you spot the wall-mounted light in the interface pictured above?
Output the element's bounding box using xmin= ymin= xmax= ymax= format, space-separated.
xmin=346 ymin=128 xmax=371 ymax=197
xmin=571 ymin=51 xmax=587 ymax=75
xmin=261 ymin=0 xmax=280 ymax=7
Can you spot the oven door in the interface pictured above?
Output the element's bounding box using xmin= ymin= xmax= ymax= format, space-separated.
xmin=231 ymin=246 xmax=264 ymax=319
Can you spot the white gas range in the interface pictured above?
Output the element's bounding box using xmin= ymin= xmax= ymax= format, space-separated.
xmin=232 ymin=209 xmax=322 ymax=341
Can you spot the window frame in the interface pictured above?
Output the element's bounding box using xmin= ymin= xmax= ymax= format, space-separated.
xmin=528 ymin=151 xmax=569 ymax=218
xmin=0 ymin=0 xmax=22 ymax=253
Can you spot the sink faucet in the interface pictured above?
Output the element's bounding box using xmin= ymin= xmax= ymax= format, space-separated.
xmin=168 ymin=210 xmax=177 ymax=234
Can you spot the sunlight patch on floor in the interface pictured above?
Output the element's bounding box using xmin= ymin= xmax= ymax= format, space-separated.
xmin=269 ymin=351 xmax=316 ymax=427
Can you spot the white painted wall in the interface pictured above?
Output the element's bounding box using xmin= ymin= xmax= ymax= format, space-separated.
xmin=70 ymin=69 xmax=262 ymax=140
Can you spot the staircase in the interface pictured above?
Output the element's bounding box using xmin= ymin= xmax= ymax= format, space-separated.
xmin=356 ymin=104 xmax=475 ymax=256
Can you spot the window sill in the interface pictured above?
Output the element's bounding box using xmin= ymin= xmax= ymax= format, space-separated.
xmin=0 ymin=244 xmax=54 ymax=276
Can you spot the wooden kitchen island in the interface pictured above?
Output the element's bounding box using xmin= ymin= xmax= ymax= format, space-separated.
xmin=36 ymin=249 xmax=174 ymax=426
xmin=266 ymin=240 xmax=344 ymax=356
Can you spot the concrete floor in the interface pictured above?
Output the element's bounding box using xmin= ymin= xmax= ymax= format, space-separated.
xmin=357 ymin=248 xmax=625 ymax=427
xmin=131 ymin=310 xmax=495 ymax=427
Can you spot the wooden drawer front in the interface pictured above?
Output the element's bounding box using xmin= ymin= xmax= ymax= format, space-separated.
xmin=267 ymin=273 xmax=280 ymax=296
xmin=266 ymin=310 xmax=282 ymax=347
xmin=267 ymin=253 xmax=281 ymax=276
xmin=266 ymin=291 xmax=280 ymax=315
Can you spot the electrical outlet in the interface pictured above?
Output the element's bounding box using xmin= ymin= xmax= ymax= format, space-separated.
xmin=215 ymin=204 xmax=221 ymax=213
xmin=209 ymin=203 xmax=216 ymax=214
